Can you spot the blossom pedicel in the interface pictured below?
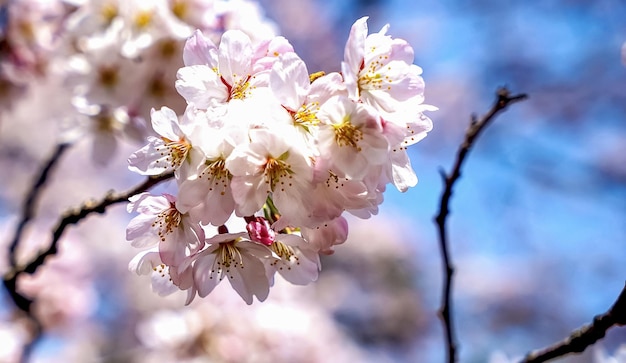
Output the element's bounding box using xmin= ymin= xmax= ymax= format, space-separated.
xmin=127 ymin=16 xmax=435 ymax=304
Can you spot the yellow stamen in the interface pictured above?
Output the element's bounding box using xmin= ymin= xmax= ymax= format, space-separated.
xmin=264 ymin=152 xmax=294 ymax=192
xmin=333 ymin=116 xmax=363 ymax=150
xmin=309 ymin=71 xmax=325 ymax=83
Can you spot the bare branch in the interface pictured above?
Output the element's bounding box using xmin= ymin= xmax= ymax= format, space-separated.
xmin=8 ymin=143 xmax=70 ymax=267
xmin=521 ymin=283 xmax=626 ymax=363
xmin=434 ymin=88 xmax=528 ymax=363
xmin=3 ymin=171 xmax=174 ymax=313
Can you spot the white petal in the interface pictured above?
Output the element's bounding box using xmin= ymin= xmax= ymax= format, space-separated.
xmin=229 ymin=254 xmax=269 ymax=304
xmin=176 ymin=65 xmax=227 ymax=109
xmin=218 ymin=30 xmax=253 ymax=87
xmin=270 ymin=52 xmax=309 ymax=111
xmin=193 ymin=252 xmax=221 ymax=298
xmin=151 ymin=107 xmax=183 ymax=140
xmin=126 ymin=214 xmax=157 ymax=247
xmin=151 ymin=266 xmax=179 ymax=296
xmin=183 ymin=30 xmax=218 ymax=67
xmin=129 ymin=250 xmax=161 ymax=275
xmin=344 ymin=16 xmax=368 ymax=75
xmin=128 ymin=137 xmax=172 ymax=175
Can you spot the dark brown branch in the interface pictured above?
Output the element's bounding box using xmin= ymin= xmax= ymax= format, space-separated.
xmin=521 ymin=283 xmax=626 ymax=363
xmin=3 ymin=171 xmax=174 ymax=313
xmin=8 ymin=143 xmax=70 ymax=267
xmin=434 ymin=88 xmax=528 ymax=363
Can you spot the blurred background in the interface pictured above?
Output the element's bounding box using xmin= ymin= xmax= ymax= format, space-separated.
xmin=1 ymin=0 xmax=625 ymax=362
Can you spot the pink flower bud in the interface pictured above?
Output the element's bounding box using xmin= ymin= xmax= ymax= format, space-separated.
xmin=246 ymin=217 xmax=275 ymax=246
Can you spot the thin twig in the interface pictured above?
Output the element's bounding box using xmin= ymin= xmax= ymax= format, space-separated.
xmin=434 ymin=88 xmax=528 ymax=363
xmin=521 ymin=283 xmax=626 ymax=363
xmin=3 ymin=171 xmax=174 ymax=313
xmin=8 ymin=143 xmax=70 ymax=267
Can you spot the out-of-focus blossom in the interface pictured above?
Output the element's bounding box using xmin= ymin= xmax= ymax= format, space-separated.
xmin=0 ymin=321 xmax=30 ymax=363
xmin=595 ymin=345 xmax=626 ymax=363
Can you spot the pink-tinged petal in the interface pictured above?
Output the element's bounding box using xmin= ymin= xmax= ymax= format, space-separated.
xmin=273 ymin=234 xmax=320 ymax=285
xmin=228 ymin=252 xmax=269 ymax=304
xmin=301 ymin=216 xmax=349 ymax=255
xmin=182 ymin=216 xmax=206 ymax=252
xmin=183 ymin=29 xmax=218 ymax=67
xmin=225 ymin=145 xmax=266 ymax=177
xmin=402 ymin=114 xmax=433 ymax=147
xmin=129 ymin=249 xmax=161 ymax=275
xmin=184 ymin=288 xmax=197 ymax=305
xmin=388 ymin=38 xmax=415 ymax=65
xmin=308 ymin=72 xmax=348 ymax=104
xmin=390 ymin=151 xmax=417 ymax=192
xmin=151 ymin=107 xmax=183 ymax=141
xmin=176 ymin=65 xmax=228 ymax=109
xmin=151 ymin=266 xmax=179 ymax=296
xmin=188 ymin=189 xmax=235 ymax=227
xmin=175 ymin=178 xmax=207 ymax=214
xmin=344 ymin=16 xmax=368 ymax=75
xmin=230 ymin=175 xmax=269 ymax=216
xmin=341 ymin=61 xmax=359 ymax=101
xmin=218 ymin=30 xmax=253 ymax=87
xmin=159 ymin=235 xmax=187 ymax=266
xmin=126 ymin=214 xmax=158 ymax=247
xmin=253 ymin=36 xmax=295 ymax=72
xmin=242 ymin=241 xmax=276 ymax=260
xmin=193 ymin=252 xmax=221 ymax=298
xmin=270 ymin=52 xmax=309 ymax=111
xmin=176 ymin=147 xmax=205 ymax=181
xmin=127 ymin=193 xmax=170 ymax=214
xmin=381 ymin=61 xmax=424 ymax=102
xmin=128 ymin=137 xmax=171 ymax=176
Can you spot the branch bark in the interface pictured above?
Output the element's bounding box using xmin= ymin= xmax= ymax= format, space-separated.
xmin=521 ymin=283 xmax=626 ymax=363
xmin=8 ymin=143 xmax=69 ymax=267
xmin=434 ymin=88 xmax=528 ymax=363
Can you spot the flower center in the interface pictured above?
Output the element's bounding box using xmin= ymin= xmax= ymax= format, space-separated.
xmin=159 ymin=136 xmax=191 ymax=169
xmin=270 ymin=241 xmax=300 ymax=269
xmin=210 ymin=242 xmax=244 ymax=280
xmin=263 ymin=152 xmax=294 ymax=192
xmin=325 ymin=170 xmax=348 ymax=189
xmin=223 ymin=74 xmax=254 ymax=100
xmin=170 ymin=0 xmax=187 ymax=20
xmin=148 ymin=75 xmax=167 ymax=98
xmin=333 ymin=116 xmax=363 ymax=150
xmin=200 ymin=157 xmax=231 ymax=195
xmin=358 ymin=55 xmax=392 ymax=92
xmin=152 ymin=205 xmax=182 ymax=242
xmin=293 ymin=102 xmax=320 ymax=130
xmin=100 ymin=3 xmax=118 ymax=25
xmin=134 ymin=10 xmax=153 ymax=29
xmin=159 ymin=39 xmax=178 ymax=59
xmin=98 ymin=66 xmax=118 ymax=89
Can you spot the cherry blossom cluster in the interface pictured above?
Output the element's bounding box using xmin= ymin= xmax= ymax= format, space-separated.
xmin=126 ymin=16 xmax=435 ymax=304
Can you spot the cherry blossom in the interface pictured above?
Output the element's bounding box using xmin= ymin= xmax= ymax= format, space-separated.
xmin=123 ymin=15 xmax=434 ymax=303
xmin=191 ymin=232 xmax=275 ymax=304
xmin=128 ymin=106 xmax=205 ymax=179
xmin=126 ymin=192 xmax=205 ymax=266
